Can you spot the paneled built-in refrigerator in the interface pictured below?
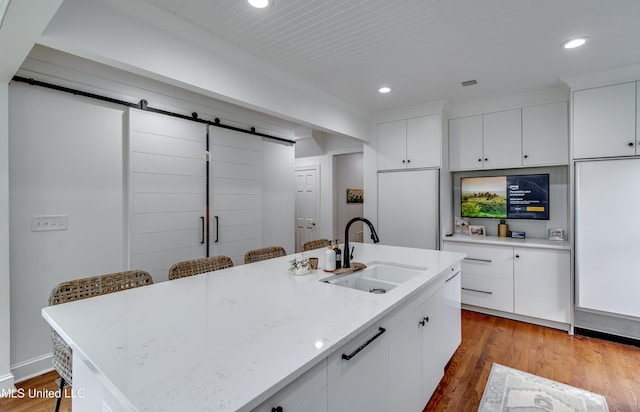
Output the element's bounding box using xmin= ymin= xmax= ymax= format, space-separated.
xmin=575 ymin=158 xmax=640 ymax=338
xmin=377 ymin=169 xmax=439 ymax=250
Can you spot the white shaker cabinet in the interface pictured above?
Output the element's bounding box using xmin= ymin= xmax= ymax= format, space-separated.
xmin=522 ymin=101 xmax=569 ymax=166
xmin=513 ymin=248 xmax=570 ymax=324
xmin=449 ymin=109 xmax=522 ymax=170
xmin=377 ymin=114 xmax=441 ymax=170
xmin=573 ymin=82 xmax=638 ymax=159
xmin=441 ymin=265 xmax=462 ymax=367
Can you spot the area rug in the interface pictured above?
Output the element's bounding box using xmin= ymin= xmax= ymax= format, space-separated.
xmin=478 ymin=363 xmax=609 ymax=412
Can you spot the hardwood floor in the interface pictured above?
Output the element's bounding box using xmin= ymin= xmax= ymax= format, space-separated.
xmin=425 ymin=310 xmax=640 ymax=411
xmin=2 ymin=310 xmax=639 ymax=411
xmin=0 ymin=370 xmax=70 ymax=412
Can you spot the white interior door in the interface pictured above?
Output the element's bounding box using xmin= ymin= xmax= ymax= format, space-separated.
xmin=210 ymin=126 xmax=262 ymax=265
xmin=129 ymin=109 xmax=207 ymax=282
xmin=295 ymin=166 xmax=319 ymax=252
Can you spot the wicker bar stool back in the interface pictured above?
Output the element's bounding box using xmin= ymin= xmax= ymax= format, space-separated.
xmin=244 ymin=246 xmax=286 ymax=264
xmin=168 ymin=255 xmax=234 ymax=280
xmin=48 ymin=270 xmax=153 ymax=412
xmin=302 ymin=239 xmax=331 ymax=251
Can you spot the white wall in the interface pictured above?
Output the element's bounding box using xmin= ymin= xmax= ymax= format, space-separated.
xmin=39 ymin=0 xmax=371 ymax=141
xmin=262 ymin=141 xmax=295 ymax=254
xmin=9 ymin=84 xmax=127 ymax=380
xmin=334 ymin=153 xmax=364 ymax=242
xmin=0 ymin=83 xmax=13 ymax=392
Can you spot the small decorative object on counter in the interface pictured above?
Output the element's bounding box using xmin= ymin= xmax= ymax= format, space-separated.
xmin=308 ymin=257 xmax=318 ymax=270
xmin=325 ymin=243 xmax=336 ymax=272
xmin=455 ymin=217 xmax=471 ymax=234
xmin=511 ymin=231 xmax=526 ymax=239
xmin=548 ymin=228 xmax=564 ymax=241
xmin=498 ymin=220 xmax=509 ymax=237
xmin=334 ymin=240 xmax=342 ymax=269
xmin=469 ymin=225 xmax=486 ymax=238
xmin=289 ymin=254 xmax=311 ymax=276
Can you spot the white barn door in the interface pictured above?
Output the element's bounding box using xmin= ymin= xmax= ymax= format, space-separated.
xmin=129 ymin=109 xmax=207 ymax=282
xmin=209 ymin=126 xmax=262 ymax=265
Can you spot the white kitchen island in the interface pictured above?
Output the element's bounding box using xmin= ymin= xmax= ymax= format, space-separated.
xmin=42 ymin=243 xmax=465 ymax=412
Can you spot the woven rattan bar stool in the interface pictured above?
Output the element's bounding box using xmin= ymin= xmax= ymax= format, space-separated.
xmin=244 ymin=246 xmax=286 ymax=264
xmin=302 ymin=239 xmax=331 ymax=251
xmin=48 ymin=270 xmax=153 ymax=412
xmin=168 ymin=255 xmax=234 ymax=280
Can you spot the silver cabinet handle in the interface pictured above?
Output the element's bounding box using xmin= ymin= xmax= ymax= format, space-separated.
xmin=464 ymin=257 xmax=492 ymax=263
xmin=462 ymin=287 xmax=493 ymax=295
xmin=445 ymin=272 xmax=460 ymax=283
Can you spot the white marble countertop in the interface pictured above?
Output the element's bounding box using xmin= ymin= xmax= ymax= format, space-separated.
xmin=443 ymin=234 xmax=570 ymax=250
xmin=42 ymin=243 xmax=465 ymax=411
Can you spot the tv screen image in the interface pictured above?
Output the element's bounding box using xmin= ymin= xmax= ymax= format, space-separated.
xmin=461 ymin=176 xmax=507 ymax=218
xmin=461 ymin=174 xmax=549 ymax=220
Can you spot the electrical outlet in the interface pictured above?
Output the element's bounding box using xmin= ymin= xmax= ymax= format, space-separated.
xmin=31 ymin=215 xmax=68 ymax=232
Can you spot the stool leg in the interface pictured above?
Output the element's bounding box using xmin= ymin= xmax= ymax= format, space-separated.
xmin=54 ymin=377 xmax=65 ymax=412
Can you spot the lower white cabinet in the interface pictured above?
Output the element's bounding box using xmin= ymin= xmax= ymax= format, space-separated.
xmin=514 ymin=248 xmax=570 ymax=323
xmin=443 ymin=237 xmax=570 ymax=325
xmin=253 ymin=360 xmax=328 ymax=412
xmin=256 ymin=266 xmax=462 ymax=412
xmin=388 ymin=287 xmax=444 ymax=411
xmin=441 ymin=266 xmax=462 ymax=367
xmin=327 ymin=323 xmax=390 ymax=411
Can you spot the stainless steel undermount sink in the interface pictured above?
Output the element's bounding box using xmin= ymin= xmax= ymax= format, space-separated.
xmin=320 ymin=261 xmax=426 ymax=294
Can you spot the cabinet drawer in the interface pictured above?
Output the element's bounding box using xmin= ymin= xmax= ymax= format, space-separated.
xmin=444 ymin=243 xmax=513 ymax=279
xmin=254 ymin=360 xmax=327 ymax=412
xmin=461 ymin=274 xmax=514 ymax=313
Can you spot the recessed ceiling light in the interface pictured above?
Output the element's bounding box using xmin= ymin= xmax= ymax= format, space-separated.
xmin=378 ymin=86 xmax=392 ymax=94
xmin=248 ymin=0 xmax=271 ymax=8
xmin=562 ymin=37 xmax=589 ymax=49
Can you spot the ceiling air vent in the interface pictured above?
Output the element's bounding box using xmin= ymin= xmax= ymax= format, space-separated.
xmin=461 ymin=79 xmax=478 ymax=87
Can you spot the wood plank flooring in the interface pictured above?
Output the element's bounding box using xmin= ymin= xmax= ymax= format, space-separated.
xmin=1 ymin=310 xmax=638 ymax=411
xmin=425 ymin=310 xmax=640 ymax=411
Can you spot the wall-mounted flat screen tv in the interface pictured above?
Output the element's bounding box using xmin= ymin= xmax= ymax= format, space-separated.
xmin=461 ymin=174 xmax=549 ymax=220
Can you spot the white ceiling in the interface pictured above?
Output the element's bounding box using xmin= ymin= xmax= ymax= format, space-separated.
xmin=75 ymin=0 xmax=640 ymax=113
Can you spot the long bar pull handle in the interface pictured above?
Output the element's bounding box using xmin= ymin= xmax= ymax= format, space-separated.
xmin=200 ymin=217 xmax=205 ymax=244
xmin=214 ymin=216 xmax=219 ymax=243
xmin=464 ymin=257 xmax=492 ymax=263
xmin=445 ymin=271 xmax=460 ymax=283
xmin=462 ymin=287 xmax=493 ymax=295
xmin=341 ymin=327 xmax=386 ymax=361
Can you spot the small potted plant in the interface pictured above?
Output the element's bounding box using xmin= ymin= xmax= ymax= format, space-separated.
xmin=289 ymin=254 xmax=310 ymax=276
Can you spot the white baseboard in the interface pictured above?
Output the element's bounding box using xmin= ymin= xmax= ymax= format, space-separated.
xmin=0 ymin=372 xmax=16 ymax=396
xmin=11 ymin=353 xmax=54 ymax=383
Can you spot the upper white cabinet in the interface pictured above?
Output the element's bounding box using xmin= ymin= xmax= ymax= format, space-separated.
xmin=449 ymin=109 xmax=522 ymax=170
xmin=483 ymin=109 xmax=523 ymax=169
xmin=522 ymin=101 xmax=569 ymax=166
xmin=573 ymin=82 xmax=638 ymax=159
xmin=449 ymin=103 xmax=569 ymax=170
xmin=448 ymin=115 xmax=484 ymax=170
xmin=377 ymin=114 xmax=441 ymax=170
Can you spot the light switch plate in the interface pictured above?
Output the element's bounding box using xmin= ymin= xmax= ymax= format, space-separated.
xmin=31 ymin=215 xmax=68 ymax=232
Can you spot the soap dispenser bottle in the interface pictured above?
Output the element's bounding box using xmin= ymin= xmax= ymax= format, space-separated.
xmin=325 ymin=242 xmax=336 ymax=272
xmin=334 ymin=240 xmax=342 ymax=269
